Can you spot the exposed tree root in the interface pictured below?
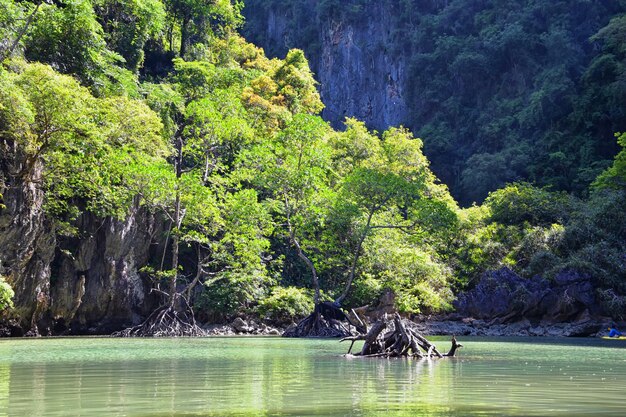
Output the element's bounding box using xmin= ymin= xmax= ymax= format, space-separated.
xmin=112 ymin=303 xmax=206 ymax=337
xmin=283 ymin=301 xmax=367 ymax=338
xmin=341 ymin=314 xmax=462 ymax=358
xmin=283 ymin=311 xmax=353 ymax=337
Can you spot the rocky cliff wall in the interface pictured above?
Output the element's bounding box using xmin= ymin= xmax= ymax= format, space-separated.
xmin=244 ymin=2 xmax=409 ymax=131
xmin=318 ymin=4 xmax=407 ymax=130
xmin=49 ymin=208 xmax=163 ymax=335
xmin=0 ymin=141 xmax=161 ymax=336
xmin=0 ymin=142 xmax=55 ymax=335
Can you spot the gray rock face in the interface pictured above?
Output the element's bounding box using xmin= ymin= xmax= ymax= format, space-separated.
xmin=49 ymin=209 xmax=162 ymax=334
xmin=231 ymin=317 xmax=250 ymax=333
xmin=317 ymin=5 xmax=408 ymax=130
xmin=0 ymin=145 xmax=56 ymax=335
xmin=245 ymin=2 xmax=409 ymax=132
xmin=454 ymin=267 xmax=602 ymax=324
xmin=0 ymin=144 xmax=161 ymax=335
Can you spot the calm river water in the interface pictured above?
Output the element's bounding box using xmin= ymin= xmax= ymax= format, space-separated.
xmin=0 ymin=336 xmax=625 ymax=416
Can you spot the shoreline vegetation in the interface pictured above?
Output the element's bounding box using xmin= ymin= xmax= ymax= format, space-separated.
xmin=1 ymin=0 xmax=625 ymax=337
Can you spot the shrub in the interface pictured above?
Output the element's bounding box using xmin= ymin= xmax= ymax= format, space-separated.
xmin=598 ymin=289 xmax=626 ymax=320
xmin=195 ymin=282 xmax=247 ymax=323
xmin=256 ymin=286 xmax=314 ymax=324
xmin=0 ymin=275 xmax=14 ymax=311
xmin=485 ymin=182 xmax=573 ymax=226
xmin=349 ymin=274 xmax=383 ymax=308
xmin=396 ymin=281 xmax=453 ymax=315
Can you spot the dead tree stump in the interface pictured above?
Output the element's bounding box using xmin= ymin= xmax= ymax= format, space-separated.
xmin=341 ymin=314 xmax=462 ymax=358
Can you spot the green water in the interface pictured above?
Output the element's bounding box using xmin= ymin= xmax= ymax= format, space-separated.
xmin=0 ymin=337 xmax=625 ymax=416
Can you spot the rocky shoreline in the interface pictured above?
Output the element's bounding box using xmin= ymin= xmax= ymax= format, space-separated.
xmin=198 ymin=313 xmax=618 ymax=338
xmin=0 ymin=315 xmax=617 ymax=338
xmin=202 ymin=317 xmax=284 ymax=336
xmin=414 ymin=316 xmax=615 ymax=338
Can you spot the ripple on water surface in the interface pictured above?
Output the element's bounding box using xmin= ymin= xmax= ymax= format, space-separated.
xmin=0 ymin=336 xmax=625 ymax=416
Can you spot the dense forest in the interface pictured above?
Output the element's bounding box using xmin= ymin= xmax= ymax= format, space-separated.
xmin=244 ymin=0 xmax=626 ymax=204
xmin=0 ymin=0 xmax=625 ymax=335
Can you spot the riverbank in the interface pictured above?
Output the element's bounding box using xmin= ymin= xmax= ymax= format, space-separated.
xmin=197 ymin=312 xmax=618 ymax=338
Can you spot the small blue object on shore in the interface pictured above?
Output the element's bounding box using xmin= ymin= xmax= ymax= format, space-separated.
xmin=608 ymin=327 xmax=622 ymax=338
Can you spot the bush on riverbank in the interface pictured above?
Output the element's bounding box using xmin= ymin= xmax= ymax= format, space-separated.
xmin=256 ymin=287 xmax=314 ymax=325
xmin=0 ymin=276 xmax=13 ymax=312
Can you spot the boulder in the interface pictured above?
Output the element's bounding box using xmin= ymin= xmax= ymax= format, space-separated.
xmin=231 ymin=317 xmax=250 ymax=333
xmin=454 ymin=267 xmax=602 ymax=325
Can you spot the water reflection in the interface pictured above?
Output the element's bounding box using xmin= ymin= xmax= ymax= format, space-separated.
xmin=0 ymin=337 xmax=625 ymax=416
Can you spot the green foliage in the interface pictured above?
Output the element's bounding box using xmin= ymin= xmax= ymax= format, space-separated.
xmin=328 ymin=118 xmax=379 ymax=175
xmin=449 ymin=176 xmax=626 ymax=318
xmin=554 ymin=190 xmax=626 ymax=298
xmin=213 ymin=189 xmax=272 ymax=277
xmin=195 ymin=280 xmax=243 ymax=321
xmin=0 ymin=275 xmax=14 ymax=311
xmin=173 ymin=58 xmax=242 ymax=101
xmin=272 ymin=49 xmax=323 ymax=115
xmin=328 ymin=122 xmax=457 ymax=305
xmin=485 ymin=182 xmax=573 ymax=226
xmin=244 ymin=0 xmax=626 ymax=204
xmin=242 ymin=49 xmax=323 ymax=131
xmin=0 ymin=0 xmax=26 ymax=58
xmin=360 ymin=230 xmax=453 ymax=314
xmin=238 ymin=112 xmax=332 ymax=299
xmin=349 ymin=274 xmax=383 ymax=307
xmin=0 ymin=61 xmax=168 ymax=224
xmin=94 ymin=0 xmax=166 ymax=71
xmin=165 ymin=0 xmax=242 ymax=56
xmin=25 ymin=0 xmax=137 ymax=96
xmin=594 ymin=133 xmax=626 ymax=189
xmin=256 ymin=286 xmax=313 ymax=324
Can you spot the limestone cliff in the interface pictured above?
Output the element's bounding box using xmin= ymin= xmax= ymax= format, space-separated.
xmin=0 ymin=141 xmax=161 ymax=335
xmin=243 ymin=1 xmax=626 ymax=204
xmin=244 ymin=1 xmax=408 ymax=131
xmin=0 ymin=142 xmax=55 ymax=335
xmin=318 ymin=5 xmax=407 ymax=130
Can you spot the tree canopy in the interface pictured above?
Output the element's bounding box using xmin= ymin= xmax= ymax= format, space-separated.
xmin=1 ymin=0 xmax=626 ymax=328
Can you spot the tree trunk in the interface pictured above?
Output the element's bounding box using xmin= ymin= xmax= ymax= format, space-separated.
xmin=170 ymin=192 xmax=180 ymax=306
xmin=180 ymin=17 xmax=190 ymax=57
xmin=113 ymin=135 xmax=206 ymax=337
xmin=2 ymin=0 xmax=42 ymax=61
xmin=336 ymin=210 xmax=374 ymax=304
xmin=170 ymin=136 xmax=183 ymax=306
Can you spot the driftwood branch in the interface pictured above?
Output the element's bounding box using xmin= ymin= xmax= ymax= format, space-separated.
xmin=340 ymin=314 xmax=462 ymax=359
